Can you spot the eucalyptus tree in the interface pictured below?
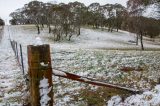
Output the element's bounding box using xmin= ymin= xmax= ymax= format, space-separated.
xmin=23 ymin=1 xmax=45 ymax=34
xmin=127 ymin=0 xmax=148 ymax=50
xmin=10 ymin=8 xmax=27 ymax=25
xmin=51 ymin=4 xmax=64 ymax=41
xmin=128 ymin=16 xmax=160 ymax=39
xmin=113 ymin=4 xmax=126 ymax=32
xmin=144 ymin=18 xmax=160 ymax=38
xmin=127 ymin=0 xmax=160 ymax=46
xmin=88 ymin=3 xmax=102 ymax=28
xmin=10 ymin=11 xmax=20 ymax=25
xmin=49 ymin=3 xmax=75 ymax=41
xmin=132 ymin=0 xmax=160 ymax=18
xmin=128 ymin=0 xmax=159 ymax=6
xmin=82 ymin=7 xmax=93 ymax=26
xmin=97 ymin=5 xmax=107 ymax=31
xmin=68 ymin=1 xmax=86 ymax=35
xmin=103 ymin=4 xmax=115 ymax=32
xmin=60 ymin=3 xmax=75 ymax=40
xmin=43 ymin=3 xmax=54 ymax=33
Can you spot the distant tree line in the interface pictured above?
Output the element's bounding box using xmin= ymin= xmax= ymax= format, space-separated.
xmin=9 ymin=1 xmax=128 ymax=40
xmin=9 ymin=0 xmax=160 ymax=49
xmin=0 ymin=18 xmax=5 ymax=26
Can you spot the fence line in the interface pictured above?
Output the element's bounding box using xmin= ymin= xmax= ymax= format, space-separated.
xmin=10 ymin=40 xmax=25 ymax=75
xmin=20 ymin=44 xmax=25 ymax=75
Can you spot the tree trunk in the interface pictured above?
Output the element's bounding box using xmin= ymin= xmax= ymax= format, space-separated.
xmin=42 ymin=24 xmax=44 ymax=28
xmin=58 ymin=34 xmax=61 ymax=41
xmin=41 ymin=24 xmax=44 ymax=30
xmin=136 ymin=34 xmax=139 ymax=45
xmin=140 ymin=34 xmax=144 ymax=50
xmin=111 ymin=27 xmax=113 ymax=32
xmin=68 ymin=35 xmax=72 ymax=41
xmin=117 ymin=27 xmax=119 ymax=32
xmin=116 ymin=21 xmax=119 ymax=32
xmin=37 ymin=25 xmax=40 ymax=34
xmin=108 ymin=26 xmax=110 ymax=32
xmin=101 ymin=26 xmax=104 ymax=31
xmin=95 ymin=23 xmax=98 ymax=29
xmin=101 ymin=18 xmax=104 ymax=31
xmin=77 ymin=27 xmax=81 ymax=36
xmin=49 ymin=25 xmax=51 ymax=33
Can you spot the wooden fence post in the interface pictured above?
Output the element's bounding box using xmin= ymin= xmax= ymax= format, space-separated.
xmin=27 ymin=44 xmax=53 ymax=106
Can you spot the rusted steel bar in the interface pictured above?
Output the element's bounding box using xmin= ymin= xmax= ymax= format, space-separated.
xmin=53 ymin=69 xmax=142 ymax=94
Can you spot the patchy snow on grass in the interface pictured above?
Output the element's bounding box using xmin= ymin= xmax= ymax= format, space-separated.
xmin=9 ymin=25 xmax=160 ymax=50
xmin=1 ymin=25 xmax=160 ymax=105
xmin=52 ymin=49 xmax=160 ymax=89
xmin=0 ymin=26 xmax=27 ymax=105
xmin=107 ymin=85 xmax=160 ymax=106
xmin=108 ymin=95 xmax=122 ymax=106
xmin=51 ymin=49 xmax=160 ymax=105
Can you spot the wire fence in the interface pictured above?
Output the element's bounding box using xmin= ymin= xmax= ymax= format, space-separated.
xmin=10 ymin=40 xmax=25 ymax=75
xmin=8 ymin=26 xmax=30 ymax=89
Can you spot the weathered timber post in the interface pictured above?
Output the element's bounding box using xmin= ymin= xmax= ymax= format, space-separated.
xmin=27 ymin=44 xmax=53 ymax=106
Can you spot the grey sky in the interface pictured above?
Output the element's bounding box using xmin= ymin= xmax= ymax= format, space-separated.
xmin=0 ymin=0 xmax=128 ymax=24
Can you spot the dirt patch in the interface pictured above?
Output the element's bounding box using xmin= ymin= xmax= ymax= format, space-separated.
xmin=120 ymin=67 xmax=143 ymax=72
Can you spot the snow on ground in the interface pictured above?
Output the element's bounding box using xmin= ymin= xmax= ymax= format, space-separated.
xmin=0 ymin=26 xmax=27 ymax=105
xmin=108 ymin=85 xmax=160 ymax=106
xmin=1 ymin=25 xmax=160 ymax=105
xmin=9 ymin=25 xmax=160 ymax=50
xmin=52 ymin=49 xmax=160 ymax=90
xmin=50 ymin=48 xmax=160 ymax=105
xmin=0 ymin=26 xmax=3 ymax=30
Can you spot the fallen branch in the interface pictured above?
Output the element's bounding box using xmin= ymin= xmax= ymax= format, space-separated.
xmin=52 ymin=69 xmax=142 ymax=94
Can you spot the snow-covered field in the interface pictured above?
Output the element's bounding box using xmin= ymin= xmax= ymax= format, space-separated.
xmin=0 ymin=25 xmax=160 ymax=105
xmin=108 ymin=85 xmax=160 ymax=106
xmin=9 ymin=25 xmax=160 ymax=50
xmin=0 ymin=26 xmax=27 ymax=105
xmin=52 ymin=49 xmax=160 ymax=105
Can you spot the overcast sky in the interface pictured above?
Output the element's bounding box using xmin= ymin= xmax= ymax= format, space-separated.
xmin=0 ymin=0 xmax=128 ymax=24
